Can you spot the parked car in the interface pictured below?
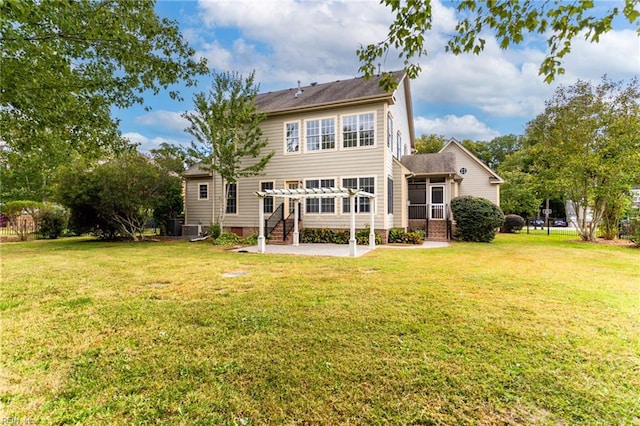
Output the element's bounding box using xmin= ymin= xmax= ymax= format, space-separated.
xmin=553 ymin=218 xmax=568 ymax=227
xmin=530 ymin=218 xmax=545 ymax=227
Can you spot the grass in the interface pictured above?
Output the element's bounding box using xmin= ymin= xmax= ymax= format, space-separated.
xmin=1 ymin=234 xmax=638 ymax=425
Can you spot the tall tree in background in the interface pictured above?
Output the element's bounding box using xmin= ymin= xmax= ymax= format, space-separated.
xmin=183 ymin=71 xmax=274 ymax=227
xmin=0 ymin=0 xmax=207 ymax=202
xmin=526 ymin=77 xmax=640 ymax=242
xmin=415 ymin=134 xmax=447 ymax=153
xmin=149 ymin=142 xmax=195 ymax=175
xmin=359 ymin=0 xmax=639 ymax=89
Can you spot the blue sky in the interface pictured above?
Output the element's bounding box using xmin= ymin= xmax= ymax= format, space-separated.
xmin=117 ymin=0 xmax=640 ymax=152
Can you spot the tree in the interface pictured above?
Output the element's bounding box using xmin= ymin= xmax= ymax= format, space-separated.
xmin=358 ymin=0 xmax=639 ymax=89
xmin=525 ymin=77 xmax=640 ymax=242
xmin=183 ymin=71 xmax=274 ymax=227
xmin=149 ymin=142 xmax=195 ymax=175
xmin=498 ymin=170 xmax=542 ymax=218
xmin=1 ymin=0 xmax=207 ymax=201
xmin=55 ymin=153 xmax=182 ymax=241
xmin=415 ymin=133 xmax=446 ymax=153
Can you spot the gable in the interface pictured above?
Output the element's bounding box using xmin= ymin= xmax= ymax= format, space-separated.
xmin=440 ymin=139 xmax=503 ymax=184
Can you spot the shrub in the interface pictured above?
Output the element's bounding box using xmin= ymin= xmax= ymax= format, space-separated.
xmin=212 ymin=231 xmax=243 ymax=246
xmin=629 ymin=218 xmax=640 ymax=248
xmin=35 ymin=203 xmax=69 ymax=239
xmin=208 ymin=222 xmax=222 ymax=239
xmin=388 ymin=228 xmax=424 ymax=244
xmin=501 ymin=214 xmax=525 ymax=233
xmin=301 ymin=228 xmax=381 ymax=245
xmin=451 ymin=196 xmax=505 ymax=242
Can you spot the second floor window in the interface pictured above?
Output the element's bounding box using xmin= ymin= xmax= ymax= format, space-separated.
xmin=343 ymin=113 xmax=374 ymax=148
xmin=285 ymin=122 xmax=299 ymax=153
xmin=306 ymin=118 xmax=335 ymax=151
xmin=387 ymin=113 xmax=393 ymax=148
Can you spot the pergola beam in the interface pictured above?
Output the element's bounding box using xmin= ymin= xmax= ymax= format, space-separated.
xmin=254 ymin=187 xmax=376 ymax=257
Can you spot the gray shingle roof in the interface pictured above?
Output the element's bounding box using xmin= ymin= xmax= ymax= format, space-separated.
xmin=401 ymin=152 xmax=458 ymax=175
xmin=183 ymin=163 xmax=212 ymax=177
xmin=254 ymin=70 xmax=405 ymax=114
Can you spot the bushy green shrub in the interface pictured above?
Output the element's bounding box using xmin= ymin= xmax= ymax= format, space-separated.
xmin=356 ymin=228 xmax=383 ymax=245
xmin=36 ymin=203 xmax=69 ymax=239
xmin=208 ymin=222 xmax=222 ymax=239
xmin=629 ymin=218 xmax=640 ymax=248
xmin=501 ymin=214 xmax=525 ymax=233
xmin=388 ymin=228 xmax=424 ymax=244
xmin=212 ymin=231 xmax=243 ymax=246
xmin=451 ymin=196 xmax=505 ymax=242
xmin=301 ymin=228 xmax=381 ymax=245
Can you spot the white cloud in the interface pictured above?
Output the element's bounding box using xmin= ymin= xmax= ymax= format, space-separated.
xmin=123 ymin=132 xmax=186 ymax=153
xmin=414 ymin=115 xmax=500 ymax=141
xmin=134 ymin=110 xmax=190 ymax=133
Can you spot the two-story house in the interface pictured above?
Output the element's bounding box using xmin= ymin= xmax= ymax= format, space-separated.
xmin=183 ymin=71 xmax=502 ymax=243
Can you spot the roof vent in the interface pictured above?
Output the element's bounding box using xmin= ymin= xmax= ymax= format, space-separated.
xmin=310 ymin=82 xmax=317 ymax=86
xmin=295 ymin=80 xmax=302 ymax=98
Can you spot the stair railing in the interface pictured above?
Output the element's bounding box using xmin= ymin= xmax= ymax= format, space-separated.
xmin=265 ymin=203 xmax=284 ymax=238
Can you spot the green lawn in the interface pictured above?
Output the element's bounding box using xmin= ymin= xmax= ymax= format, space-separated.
xmin=1 ymin=235 xmax=638 ymax=425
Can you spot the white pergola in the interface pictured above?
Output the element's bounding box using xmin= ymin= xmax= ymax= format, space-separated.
xmin=255 ymin=187 xmax=376 ymax=257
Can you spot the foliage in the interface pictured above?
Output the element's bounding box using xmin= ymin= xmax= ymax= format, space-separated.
xmin=451 ymin=196 xmax=505 ymax=242
xmin=35 ymin=203 xmax=70 ymax=239
xmin=184 ymin=71 xmax=274 ymax=226
xmin=300 ymin=228 xmax=382 ymax=245
xmin=525 ymin=77 xmax=640 ymax=242
xmin=301 ymin=228 xmax=350 ymax=244
xmin=629 ymin=218 xmax=640 ymax=247
xmin=208 ymin=222 xmax=222 ymax=239
xmin=152 ymin=182 xmax=184 ymax=237
xmin=415 ymin=134 xmax=446 ymax=153
xmin=149 ymin=142 xmax=195 ymax=175
xmin=598 ymin=191 xmax=632 ymax=240
xmin=1 ymin=0 xmax=206 ymax=146
xmin=55 ymin=153 xmax=181 ymax=241
xmin=501 ymin=214 xmax=525 ymax=233
xmin=358 ymin=0 xmax=639 ymax=89
xmin=2 ymin=200 xmax=42 ymax=240
xmin=498 ymin=170 xmax=543 ymax=218
xmin=212 ymin=231 xmax=256 ymax=246
xmin=388 ymin=228 xmax=425 ymax=244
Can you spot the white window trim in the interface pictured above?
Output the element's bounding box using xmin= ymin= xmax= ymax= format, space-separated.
xmin=259 ymin=180 xmax=275 ymax=214
xmin=340 ymin=111 xmax=377 ymax=150
xmin=283 ymin=121 xmax=301 ymax=155
xmin=340 ymin=175 xmax=376 ymax=215
xmin=303 ymin=177 xmax=338 ymax=215
xmin=303 ymin=116 xmax=338 ymax=153
xmin=225 ymin=182 xmax=239 ymax=216
xmin=198 ymin=183 xmax=209 ymax=201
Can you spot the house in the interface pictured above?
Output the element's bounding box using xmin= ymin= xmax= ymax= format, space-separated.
xmin=183 ymin=71 xmax=502 ymax=243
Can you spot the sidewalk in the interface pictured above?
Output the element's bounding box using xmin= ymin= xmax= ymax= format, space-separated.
xmin=234 ymin=241 xmax=449 ymax=257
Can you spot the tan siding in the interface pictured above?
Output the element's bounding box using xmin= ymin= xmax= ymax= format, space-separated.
xmin=185 ymin=177 xmax=215 ymax=225
xmin=392 ymin=160 xmax=408 ymax=228
xmin=223 ymin=102 xmax=391 ymax=230
xmin=442 ymin=144 xmax=500 ymax=205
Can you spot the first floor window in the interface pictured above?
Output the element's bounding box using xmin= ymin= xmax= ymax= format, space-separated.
xmin=285 ymin=122 xmax=299 ymax=153
xmin=343 ymin=177 xmax=374 ymax=213
xmin=261 ymin=182 xmax=274 ymax=213
xmin=305 ymin=179 xmax=335 ymax=213
xmin=226 ymin=183 xmax=237 ymax=214
xmin=198 ymin=183 xmax=208 ymax=200
xmin=342 ymin=113 xmax=374 ymax=148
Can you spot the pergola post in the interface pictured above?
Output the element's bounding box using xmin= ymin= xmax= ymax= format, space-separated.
xmin=257 ymin=195 xmax=266 ymax=253
xmin=293 ymin=199 xmax=300 ymax=246
xmin=369 ymin=197 xmax=376 ymax=249
xmin=349 ymin=192 xmax=357 ymax=257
